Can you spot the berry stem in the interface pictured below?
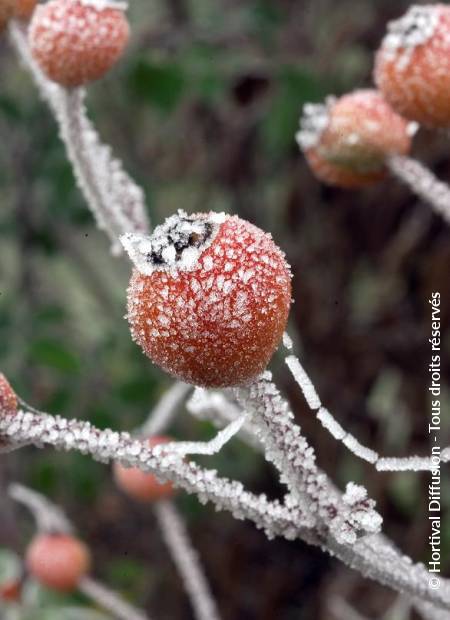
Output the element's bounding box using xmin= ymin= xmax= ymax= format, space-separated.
xmin=9 ymin=483 xmax=74 ymax=534
xmin=154 ymin=500 xmax=221 ymax=620
xmin=8 ymin=20 xmax=150 ymax=252
xmin=285 ymin=353 xmax=448 ymax=471
xmin=139 ymin=382 xmax=191 ymax=437
xmin=388 ymin=155 xmax=450 ymax=225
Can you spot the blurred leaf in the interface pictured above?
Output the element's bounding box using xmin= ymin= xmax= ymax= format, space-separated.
xmin=29 ymin=339 xmax=81 ymax=374
xmin=263 ymin=66 xmax=326 ymax=156
xmin=388 ymin=473 xmax=422 ymax=516
xmin=0 ymin=96 xmax=22 ymax=122
xmin=128 ymin=59 xmax=185 ymax=113
xmin=106 ymin=558 xmax=145 ymax=590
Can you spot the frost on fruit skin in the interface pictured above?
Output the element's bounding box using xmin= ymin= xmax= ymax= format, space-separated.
xmin=113 ymin=436 xmax=175 ymax=502
xmin=375 ymin=4 xmax=450 ymax=128
xmin=296 ymin=90 xmax=413 ymax=188
xmin=123 ymin=211 xmax=292 ymax=388
xmin=26 ymin=534 xmax=91 ymax=592
xmin=28 ymin=0 xmax=130 ymax=87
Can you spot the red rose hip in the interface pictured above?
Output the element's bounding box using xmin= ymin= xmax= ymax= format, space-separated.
xmin=122 ymin=211 xmax=292 ymax=388
xmin=28 ymin=0 xmax=130 ymax=87
xmin=297 ymin=90 xmax=413 ymax=188
xmin=26 ymin=534 xmax=91 ymax=592
xmin=374 ymin=4 xmax=450 ymax=128
xmin=113 ymin=436 xmax=175 ymax=502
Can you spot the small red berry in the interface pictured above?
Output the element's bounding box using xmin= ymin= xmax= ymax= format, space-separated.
xmin=374 ymin=5 xmax=450 ymax=128
xmin=0 ymin=373 xmax=17 ymax=417
xmin=122 ymin=211 xmax=292 ymax=388
xmin=14 ymin=0 xmax=37 ymax=20
xmin=28 ymin=0 xmax=130 ymax=87
xmin=113 ymin=436 xmax=175 ymax=502
xmin=0 ymin=579 xmax=22 ymax=603
xmin=26 ymin=534 xmax=91 ymax=592
xmin=297 ymin=90 xmax=413 ymax=188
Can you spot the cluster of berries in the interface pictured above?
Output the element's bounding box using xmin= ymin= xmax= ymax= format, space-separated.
xmin=297 ymin=4 xmax=450 ymax=188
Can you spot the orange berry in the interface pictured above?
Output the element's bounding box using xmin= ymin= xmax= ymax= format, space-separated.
xmin=14 ymin=0 xmax=37 ymax=20
xmin=28 ymin=0 xmax=130 ymax=87
xmin=113 ymin=436 xmax=175 ymax=502
xmin=297 ymin=90 xmax=413 ymax=188
xmin=122 ymin=211 xmax=292 ymax=388
xmin=26 ymin=534 xmax=91 ymax=592
xmin=374 ymin=5 xmax=450 ymax=128
xmin=0 ymin=373 xmax=17 ymax=417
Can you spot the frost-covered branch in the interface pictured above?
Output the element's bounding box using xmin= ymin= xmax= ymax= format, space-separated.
xmin=285 ymin=354 xmax=449 ymax=471
xmin=388 ymin=155 xmax=450 ymax=226
xmin=154 ymin=501 xmax=221 ymax=620
xmin=0 ymin=408 xmax=311 ymax=541
xmin=187 ymin=388 xmax=263 ymax=452
xmin=9 ymin=21 xmax=150 ymax=253
xmin=235 ymin=372 xmax=382 ymax=545
xmin=1 ymin=407 xmax=449 ymax=610
xmin=79 ymin=577 xmax=149 ymax=620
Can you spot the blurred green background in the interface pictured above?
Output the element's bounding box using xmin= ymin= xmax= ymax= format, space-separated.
xmin=0 ymin=0 xmax=449 ymax=618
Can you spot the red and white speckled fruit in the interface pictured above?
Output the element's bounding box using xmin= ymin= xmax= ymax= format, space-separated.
xmin=375 ymin=4 xmax=450 ymax=128
xmin=26 ymin=534 xmax=91 ymax=592
xmin=296 ymin=90 xmax=413 ymax=188
xmin=0 ymin=0 xmax=14 ymax=32
xmin=113 ymin=436 xmax=175 ymax=502
xmin=0 ymin=374 xmax=17 ymax=417
xmin=14 ymin=0 xmax=37 ymax=19
xmin=121 ymin=211 xmax=292 ymax=388
xmin=28 ymin=0 xmax=130 ymax=87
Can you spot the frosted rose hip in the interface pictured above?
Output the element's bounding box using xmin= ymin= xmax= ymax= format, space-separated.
xmin=28 ymin=0 xmax=130 ymax=87
xmin=375 ymin=5 xmax=450 ymax=128
xmin=122 ymin=211 xmax=292 ymax=388
xmin=113 ymin=436 xmax=175 ymax=502
xmin=26 ymin=534 xmax=91 ymax=592
xmin=296 ymin=90 xmax=413 ymax=188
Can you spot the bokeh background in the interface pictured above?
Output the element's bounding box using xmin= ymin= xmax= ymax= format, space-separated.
xmin=1 ymin=0 xmax=449 ymax=618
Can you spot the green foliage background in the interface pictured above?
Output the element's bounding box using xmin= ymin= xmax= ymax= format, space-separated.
xmin=0 ymin=1 xmax=449 ymax=618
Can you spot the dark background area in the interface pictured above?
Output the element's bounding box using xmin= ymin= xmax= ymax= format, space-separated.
xmin=0 ymin=0 xmax=449 ymax=618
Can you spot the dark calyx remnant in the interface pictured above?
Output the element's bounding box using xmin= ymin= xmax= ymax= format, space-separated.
xmin=149 ymin=214 xmax=214 ymax=267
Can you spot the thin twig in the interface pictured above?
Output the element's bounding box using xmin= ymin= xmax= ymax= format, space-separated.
xmin=79 ymin=577 xmax=149 ymax=620
xmin=388 ymin=155 xmax=450 ymax=225
xmin=154 ymin=501 xmax=221 ymax=620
